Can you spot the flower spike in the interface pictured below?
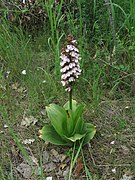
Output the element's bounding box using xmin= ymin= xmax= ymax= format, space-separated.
xmin=60 ymin=35 xmax=81 ymax=92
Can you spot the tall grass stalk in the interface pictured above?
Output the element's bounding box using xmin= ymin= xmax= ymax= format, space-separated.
xmin=130 ymin=0 xmax=135 ymax=27
xmin=66 ymin=0 xmax=85 ymax=68
xmin=92 ymin=69 xmax=102 ymax=107
xmin=81 ymin=148 xmax=92 ymax=180
xmin=68 ymin=141 xmax=83 ymax=180
xmin=104 ymin=0 xmax=116 ymax=47
xmin=93 ymin=0 xmax=97 ymax=18
xmin=9 ymin=163 xmax=14 ymax=180
xmin=0 ymin=20 xmax=33 ymax=75
xmin=39 ymin=155 xmax=46 ymax=180
xmin=77 ymin=0 xmax=85 ymax=67
xmin=111 ymin=3 xmax=130 ymax=33
xmin=45 ymin=0 xmax=64 ymax=74
xmin=0 ymin=166 xmax=6 ymax=180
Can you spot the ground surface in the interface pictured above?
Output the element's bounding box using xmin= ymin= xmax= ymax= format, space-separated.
xmin=0 ymin=75 xmax=135 ymax=180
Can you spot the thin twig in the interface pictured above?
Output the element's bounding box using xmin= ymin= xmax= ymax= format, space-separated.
xmin=104 ymin=0 xmax=116 ymax=46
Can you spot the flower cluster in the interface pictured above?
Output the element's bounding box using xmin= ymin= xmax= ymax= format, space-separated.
xmin=60 ymin=35 xmax=81 ymax=92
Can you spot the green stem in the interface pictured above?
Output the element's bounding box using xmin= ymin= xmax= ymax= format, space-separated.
xmin=69 ymin=89 xmax=72 ymax=110
xmin=68 ymin=143 xmax=76 ymax=180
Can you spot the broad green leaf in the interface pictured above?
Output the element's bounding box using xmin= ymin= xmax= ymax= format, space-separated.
xmin=65 ymin=133 xmax=85 ymax=142
xmin=39 ymin=125 xmax=68 ymax=145
xmin=64 ymin=100 xmax=77 ymax=112
xmin=65 ymin=107 xmax=83 ymax=136
xmin=65 ymin=109 xmax=74 ymax=136
xmin=83 ymin=123 xmax=96 ymax=145
xmin=73 ymin=104 xmax=84 ymax=120
xmin=64 ymin=101 xmax=84 ymax=135
xmin=72 ymin=105 xmax=84 ymax=133
xmin=72 ymin=117 xmax=84 ymax=135
xmin=46 ymin=104 xmax=68 ymax=136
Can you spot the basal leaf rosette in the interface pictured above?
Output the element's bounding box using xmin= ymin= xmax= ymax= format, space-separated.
xmin=39 ymin=100 xmax=96 ymax=146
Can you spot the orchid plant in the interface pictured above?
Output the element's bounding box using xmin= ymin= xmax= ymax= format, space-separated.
xmin=39 ymin=35 xmax=96 ymax=146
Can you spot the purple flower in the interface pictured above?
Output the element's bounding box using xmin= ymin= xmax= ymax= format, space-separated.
xmin=60 ymin=35 xmax=81 ymax=92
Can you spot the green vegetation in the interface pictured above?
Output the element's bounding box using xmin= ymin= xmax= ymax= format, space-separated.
xmin=0 ymin=0 xmax=134 ymax=179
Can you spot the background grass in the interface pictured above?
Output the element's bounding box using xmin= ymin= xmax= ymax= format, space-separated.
xmin=0 ymin=0 xmax=135 ymax=179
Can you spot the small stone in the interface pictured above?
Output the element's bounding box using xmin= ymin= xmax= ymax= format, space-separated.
xmin=21 ymin=70 xmax=26 ymax=75
xmin=22 ymin=139 xmax=35 ymax=144
xmin=59 ymin=154 xmax=67 ymax=162
xmin=4 ymin=124 xmax=8 ymax=128
xmin=46 ymin=177 xmax=52 ymax=180
xmin=51 ymin=149 xmax=59 ymax=157
xmin=21 ymin=116 xmax=38 ymax=127
xmin=42 ymin=80 xmax=46 ymax=83
xmin=120 ymin=174 xmax=133 ymax=180
xmin=16 ymin=163 xmax=32 ymax=178
xmin=110 ymin=141 xmax=115 ymax=145
xmin=45 ymin=162 xmax=56 ymax=172
xmin=43 ymin=151 xmax=50 ymax=163
xmin=112 ymin=168 xmax=116 ymax=174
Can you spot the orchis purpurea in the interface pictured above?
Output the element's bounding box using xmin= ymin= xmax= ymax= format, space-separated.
xmin=60 ymin=34 xmax=81 ymax=92
xmin=39 ymin=35 xmax=96 ymax=146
